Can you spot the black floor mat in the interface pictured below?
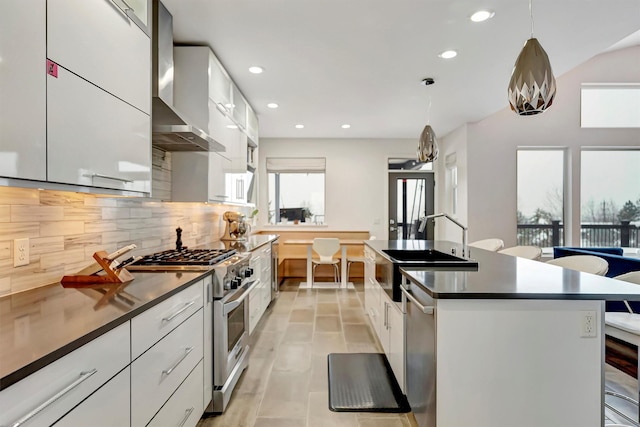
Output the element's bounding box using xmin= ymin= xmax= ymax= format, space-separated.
xmin=327 ymin=353 xmax=410 ymax=413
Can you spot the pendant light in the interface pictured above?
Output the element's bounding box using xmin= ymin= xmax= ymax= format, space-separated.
xmin=508 ymin=0 xmax=556 ymax=115
xmin=418 ymin=78 xmax=438 ymax=162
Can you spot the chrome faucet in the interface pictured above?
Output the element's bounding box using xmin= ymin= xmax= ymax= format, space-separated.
xmin=419 ymin=213 xmax=468 ymax=257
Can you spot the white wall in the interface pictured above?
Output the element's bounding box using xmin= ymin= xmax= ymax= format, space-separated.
xmin=438 ymin=46 xmax=640 ymax=247
xmin=257 ymin=138 xmax=417 ymax=239
xmin=434 ymin=124 xmax=468 ymax=244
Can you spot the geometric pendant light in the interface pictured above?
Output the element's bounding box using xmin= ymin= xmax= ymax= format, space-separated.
xmin=417 ymin=78 xmax=438 ymax=162
xmin=507 ymin=0 xmax=556 ymax=115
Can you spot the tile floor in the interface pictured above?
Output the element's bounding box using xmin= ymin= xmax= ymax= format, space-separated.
xmin=198 ymin=278 xmax=638 ymax=427
xmin=197 ymin=279 xmax=415 ymax=427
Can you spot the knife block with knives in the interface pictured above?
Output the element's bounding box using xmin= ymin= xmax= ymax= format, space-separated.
xmin=61 ymin=244 xmax=139 ymax=286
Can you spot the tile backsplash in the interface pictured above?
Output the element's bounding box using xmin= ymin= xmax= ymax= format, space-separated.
xmin=0 ymin=186 xmax=237 ymax=296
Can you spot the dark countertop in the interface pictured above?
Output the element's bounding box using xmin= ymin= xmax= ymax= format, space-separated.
xmin=0 ymin=270 xmax=206 ymax=391
xmin=375 ymin=240 xmax=640 ymax=300
xmin=195 ymin=234 xmax=279 ymax=253
xmin=0 ymin=234 xmax=280 ymax=392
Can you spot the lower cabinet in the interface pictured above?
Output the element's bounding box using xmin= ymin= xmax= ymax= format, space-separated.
xmin=0 ymin=322 xmax=130 ymax=427
xmin=364 ymin=246 xmax=405 ymax=393
xmin=147 ymin=361 xmax=204 ymax=427
xmin=54 ymin=367 xmax=131 ymax=427
xmin=131 ymin=309 xmax=204 ymax=427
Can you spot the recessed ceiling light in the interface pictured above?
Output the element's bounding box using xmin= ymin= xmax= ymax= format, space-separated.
xmin=295 ymin=124 xmax=305 ymax=129
xmin=248 ymin=66 xmax=264 ymax=74
xmin=267 ymin=103 xmax=279 ymax=109
xmin=470 ymin=10 xmax=495 ymax=22
xmin=226 ymin=124 xmax=238 ymax=129
xmin=438 ymin=50 xmax=458 ymax=59
xmin=341 ymin=124 xmax=351 ymax=129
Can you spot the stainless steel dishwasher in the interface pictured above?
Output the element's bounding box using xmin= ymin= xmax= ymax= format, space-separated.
xmin=401 ymin=276 xmax=436 ymax=427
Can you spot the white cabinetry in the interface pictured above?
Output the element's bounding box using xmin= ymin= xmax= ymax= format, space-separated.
xmin=364 ymin=245 xmax=405 ymax=392
xmin=380 ymin=294 xmax=404 ymax=392
xmin=47 ymin=67 xmax=151 ymax=193
xmin=0 ymin=0 xmax=151 ymax=194
xmin=171 ymin=151 xmax=233 ymax=203
xmin=47 ymin=0 xmax=151 ymax=114
xmin=203 ymin=275 xmax=213 ymax=410
xmin=147 ymin=361 xmax=203 ymax=427
xmin=131 ymin=309 xmax=204 ymax=426
xmin=0 ymin=322 xmax=130 ymax=427
xmin=0 ymin=0 xmax=46 ymax=181
xmin=54 ymin=367 xmax=131 ymax=427
xmin=249 ymin=244 xmax=273 ymax=335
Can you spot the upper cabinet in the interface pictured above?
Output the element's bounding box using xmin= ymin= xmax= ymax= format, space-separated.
xmin=0 ymin=0 xmax=152 ymax=195
xmin=0 ymin=0 xmax=47 ymax=181
xmin=47 ymin=0 xmax=151 ymax=114
xmin=246 ymin=104 xmax=259 ymax=147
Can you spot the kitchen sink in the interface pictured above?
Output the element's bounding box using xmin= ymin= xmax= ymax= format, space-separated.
xmin=382 ymin=249 xmax=478 ymax=266
xmin=376 ymin=248 xmax=478 ymax=302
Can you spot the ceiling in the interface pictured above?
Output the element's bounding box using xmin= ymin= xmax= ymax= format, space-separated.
xmin=162 ymin=0 xmax=640 ymax=140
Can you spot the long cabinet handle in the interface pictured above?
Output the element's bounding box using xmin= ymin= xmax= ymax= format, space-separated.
xmin=177 ymin=407 xmax=195 ymax=427
xmin=400 ymin=286 xmax=434 ymax=315
xmin=162 ymin=301 xmax=196 ymax=323
xmin=9 ymin=369 xmax=98 ymax=427
xmin=84 ymin=173 xmax=133 ymax=183
xmin=162 ymin=347 xmax=194 ymax=376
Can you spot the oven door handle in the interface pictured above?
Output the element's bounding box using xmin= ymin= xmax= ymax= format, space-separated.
xmin=223 ymin=279 xmax=261 ymax=315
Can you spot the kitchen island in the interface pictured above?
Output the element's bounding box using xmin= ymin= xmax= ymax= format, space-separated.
xmin=364 ymin=240 xmax=640 ymax=427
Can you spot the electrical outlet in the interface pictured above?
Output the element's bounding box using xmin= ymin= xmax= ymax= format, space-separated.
xmin=581 ymin=311 xmax=597 ymax=338
xmin=13 ymin=238 xmax=29 ymax=267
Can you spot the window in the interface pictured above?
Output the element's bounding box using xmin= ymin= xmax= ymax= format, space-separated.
xmin=581 ymin=84 xmax=640 ymax=128
xmin=516 ymin=149 xmax=565 ymax=247
xmin=267 ymin=158 xmax=325 ymax=225
xmin=581 ymin=149 xmax=640 ymax=247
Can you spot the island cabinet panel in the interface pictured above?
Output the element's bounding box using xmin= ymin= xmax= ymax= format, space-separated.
xmin=54 ymin=366 xmax=130 ymax=427
xmin=435 ymin=299 xmax=604 ymax=427
xmin=46 ymin=66 xmax=151 ymax=193
xmin=0 ymin=0 xmax=46 ymax=181
xmin=47 ymin=0 xmax=151 ymax=114
xmin=0 ymin=322 xmax=130 ymax=427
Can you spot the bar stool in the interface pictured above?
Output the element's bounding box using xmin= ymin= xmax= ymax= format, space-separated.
xmin=498 ymin=245 xmax=542 ymax=260
xmin=545 ymin=255 xmax=609 ymax=276
xmin=468 ymin=238 xmax=504 ymax=252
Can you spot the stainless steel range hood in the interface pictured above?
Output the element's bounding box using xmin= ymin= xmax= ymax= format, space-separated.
xmin=152 ymin=0 xmax=224 ymax=152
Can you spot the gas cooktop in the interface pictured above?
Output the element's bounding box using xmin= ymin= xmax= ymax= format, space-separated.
xmin=127 ymin=248 xmax=237 ymax=271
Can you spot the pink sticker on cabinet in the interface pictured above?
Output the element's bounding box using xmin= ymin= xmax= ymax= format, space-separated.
xmin=46 ymin=60 xmax=58 ymax=78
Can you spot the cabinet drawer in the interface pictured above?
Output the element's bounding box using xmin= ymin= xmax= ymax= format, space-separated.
xmin=132 ymin=281 xmax=203 ymax=359
xmin=47 ymin=67 xmax=151 ymax=194
xmin=131 ymin=309 xmax=204 ymax=427
xmin=147 ymin=360 xmax=203 ymax=427
xmin=47 ymin=0 xmax=151 ymax=113
xmin=0 ymin=322 xmax=130 ymax=427
xmin=54 ymin=366 xmax=130 ymax=427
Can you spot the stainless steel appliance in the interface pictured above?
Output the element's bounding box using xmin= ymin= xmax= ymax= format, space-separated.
xmin=127 ymin=247 xmax=256 ymax=413
xmin=401 ymin=278 xmax=436 ymax=427
xmin=209 ymin=253 xmax=257 ymax=413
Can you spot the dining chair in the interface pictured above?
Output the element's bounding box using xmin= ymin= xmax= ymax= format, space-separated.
xmin=311 ymin=238 xmax=341 ymax=286
xmin=468 ymin=238 xmax=505 ymax=252
xmin=545 ymin=255 xmax=609 ymax=276
xmin=498 ymin=245 xmax=542 ymax=260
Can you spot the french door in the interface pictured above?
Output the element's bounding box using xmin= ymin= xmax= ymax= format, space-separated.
xmin=388 ymin=172 xmax=435 ymax=240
